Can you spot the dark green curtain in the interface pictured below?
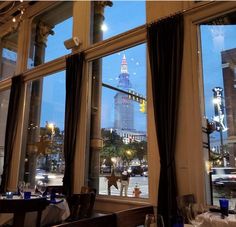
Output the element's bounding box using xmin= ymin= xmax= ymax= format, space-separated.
xmin=147 ymin=14 xmax=184 ymax=226
xmin=63 ymin=53 xmax=84 ymax=196
xmin=0 ymin=75 xmax=22 ymax=193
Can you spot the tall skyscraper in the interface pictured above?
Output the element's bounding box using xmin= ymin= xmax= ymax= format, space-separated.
xmin=114 ymin=55 xmax=134 ymax=130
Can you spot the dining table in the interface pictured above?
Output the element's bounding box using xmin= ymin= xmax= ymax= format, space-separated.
xmin=196 ymin=211 xmax=236 ymax=227
xmin=0 ymin=195 xmax=70 ymax=227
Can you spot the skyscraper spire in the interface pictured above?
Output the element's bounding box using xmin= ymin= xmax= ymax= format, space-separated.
xmin=121 ymin=54 xmax=128 ymax=74
xmin=117 ymin=54 xmax=132 ymax=89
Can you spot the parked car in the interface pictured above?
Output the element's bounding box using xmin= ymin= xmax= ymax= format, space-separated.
xmin=100 ymin=165 xmax=111 ymax=174
xmin=128 ymin=165 xmax=144 ymax=177
xmin=35 ymin=169 xmax=49 ymax=183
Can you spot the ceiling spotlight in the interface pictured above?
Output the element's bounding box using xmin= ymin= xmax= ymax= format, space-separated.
xmin=12 ymin=17 xmax=16 ymax=23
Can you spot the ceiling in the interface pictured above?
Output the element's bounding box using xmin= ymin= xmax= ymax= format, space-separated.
xmin=0 ymin=1 xmax=36 ymax=28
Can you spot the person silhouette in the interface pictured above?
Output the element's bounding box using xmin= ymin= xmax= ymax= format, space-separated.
xmin=120 ymin=170 xmax=130 ymax=196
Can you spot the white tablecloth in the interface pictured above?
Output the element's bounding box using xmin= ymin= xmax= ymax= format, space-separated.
xmin=0 ymin=197 xmax=70 ymax=227
xmin=197 ymin=212 xmax=236 ymax=227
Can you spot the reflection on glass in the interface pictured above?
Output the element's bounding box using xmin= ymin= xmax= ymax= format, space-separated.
xmin=201 ymin=15 xmax=236 ymax=205
xmin=0 ymin=31 xmax=18 ymax=80
xmin=90 ymin=44 xmax=148 ymax=198
xmin=20 ymin=71 xmax=65 ymax=188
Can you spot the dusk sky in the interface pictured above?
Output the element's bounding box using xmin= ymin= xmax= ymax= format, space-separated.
xmin=201 ymin=25 xmax=236 ymax=143
xmin=40 ymin=1 xmax=146 ymax=131
xmin=39 ymin=3 xmax=236 ymax=139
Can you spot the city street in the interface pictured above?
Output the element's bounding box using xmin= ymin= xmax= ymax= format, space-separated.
xmin=47 ymin=174 xmax=149 ymax=198
xmin=99 ymin=176 xmax=149 ymax=198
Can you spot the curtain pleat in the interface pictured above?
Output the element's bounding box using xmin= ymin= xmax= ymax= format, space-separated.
xmin=0 ymin=75 xmax=22 ymax=193
xmin=147 ymin=14 xmax=184 ymax=226
xmin=63 ymin=53 xmax=84 ymax=196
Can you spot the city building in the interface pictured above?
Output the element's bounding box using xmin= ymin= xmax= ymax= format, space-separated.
xmin=114 ymin=54 xmax=134 ymax=130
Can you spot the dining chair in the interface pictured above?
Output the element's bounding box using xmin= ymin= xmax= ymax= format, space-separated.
xmin=176 ymin=194 xmax=196 ymax=223
xmin=51 ymin=213 xmax=116 ymax=227
xmin=66 ymin=192 xmax=96 ymax=221
xmin=46 ymin=185 xmax=64 ymax=195
xmin=0 ymin=197 xmax=49 ymax=227
xmin=115 ymin=205 xmax=154 ymax=227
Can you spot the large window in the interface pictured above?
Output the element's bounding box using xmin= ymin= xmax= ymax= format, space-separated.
xmin=0 ymin=90 xmax=10 ymax=184
xmin=0 ymin=31 xmax=18 ymax=80
xmin=89 ymin=44 xmax=148 ymax=198
xmin=28 ymin=2 xmax=72 ymax=68
xmin=200 ymin=12 xmax=236 ymax=206
xmin=92 ymin=1 xmax=145 ymax=43
xmin=19 ymin=71 xmax=65 ymax=187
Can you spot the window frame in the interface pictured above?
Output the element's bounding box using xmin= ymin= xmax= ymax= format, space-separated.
xmin=0 ymin=1 xmax=158 ymax=208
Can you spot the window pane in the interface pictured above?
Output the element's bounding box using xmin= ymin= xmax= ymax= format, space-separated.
xmin=89 ymin=44 xmax=148 ymax=198
xmin=92 ymin=1 xmax=145 ymax=43
xmin=0 ymin=31 xmax=18 ymax=80
xmin=0 ymin=90 xmax=10 ymax=184
xmin=20 ymin=72 xmax=65 ymax=187
xmin=200 ymin=12 xmax=236 ymax=206
xmin=28 ymin=2 xmax=72 ymax=68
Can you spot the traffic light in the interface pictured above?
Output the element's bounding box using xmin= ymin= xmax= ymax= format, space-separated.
xmin=139 ymin=100 xmax=146 ymax=113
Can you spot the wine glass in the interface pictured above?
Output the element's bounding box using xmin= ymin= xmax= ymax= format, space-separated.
xmin=186 ymin=204 xmax=204 ymax=227
xmin=36 ymin=181 xmax=47 ymax=196
xmin=144 ymin=214 xmax=157 ymax=227
xmin=18 ymin=181 xmax=25 ymax=198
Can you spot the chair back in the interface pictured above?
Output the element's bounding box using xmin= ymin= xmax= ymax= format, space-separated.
xmin=51 ymin=213 xmax=116 ymax=227
xmin=46 ymin=185 xmax=63 ymax=195
xmin=67 ymin=193 xmax=96 ymax=221
xmin=0 ymin=197 xmax=49 ymax=227
xmin=115 ymin=205 xmax=154 ymax=227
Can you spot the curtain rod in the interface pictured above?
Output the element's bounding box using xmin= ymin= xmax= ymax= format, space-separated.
xmin=147 ymin=1 xmax=215 ymax=26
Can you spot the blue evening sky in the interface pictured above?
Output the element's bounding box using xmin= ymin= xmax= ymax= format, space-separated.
xmin=40 ymin=2 xmax=236 ymax=139
xmin=201 ymin=25 xmax=236 ymax=142
xmin=40 ymin=1 xmax=146 ymax=131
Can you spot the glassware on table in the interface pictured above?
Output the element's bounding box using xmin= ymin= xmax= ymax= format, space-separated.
xmin=18 ymin=181 xmax=25 ymax=198
xmin=144 ymin=214 xmax=156 ymax=227
xmin=6 ymin=191 xmax=13 ymax=199
xmin=219 ymin=198 xmax=229 ymax=217
xmin=186 ymin=204 xmax=204 ymax=227
xmin=36 ymin=181 xmax=47 ymax=196
xmin=171 ymin=215 xmax=184 ymax=227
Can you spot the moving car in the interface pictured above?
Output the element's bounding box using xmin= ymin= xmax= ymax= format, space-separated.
xmin=211 ymin=167 xmax=236 ymax=191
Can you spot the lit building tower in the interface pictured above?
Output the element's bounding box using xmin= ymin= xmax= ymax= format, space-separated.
xmin=114 ymin=55 xmax=134 ymax=130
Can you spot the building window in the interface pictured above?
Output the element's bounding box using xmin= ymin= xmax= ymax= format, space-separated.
xmin=200 ymin=11 xmax=236 ymax=206
xmin=92 ymin=1 xmax=145 ymax=43
xmin=28 ymin=2 xmax=72 ymax=68
xmin=0 ymin=31 xmax=18 ymax=80
xmin=89 ymin=44 xmax=148 ymax=198
xmin=0 ymin=90 xmax=10 ymax=184
xmin=19 ymin=71 xmax=65 ymax=187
